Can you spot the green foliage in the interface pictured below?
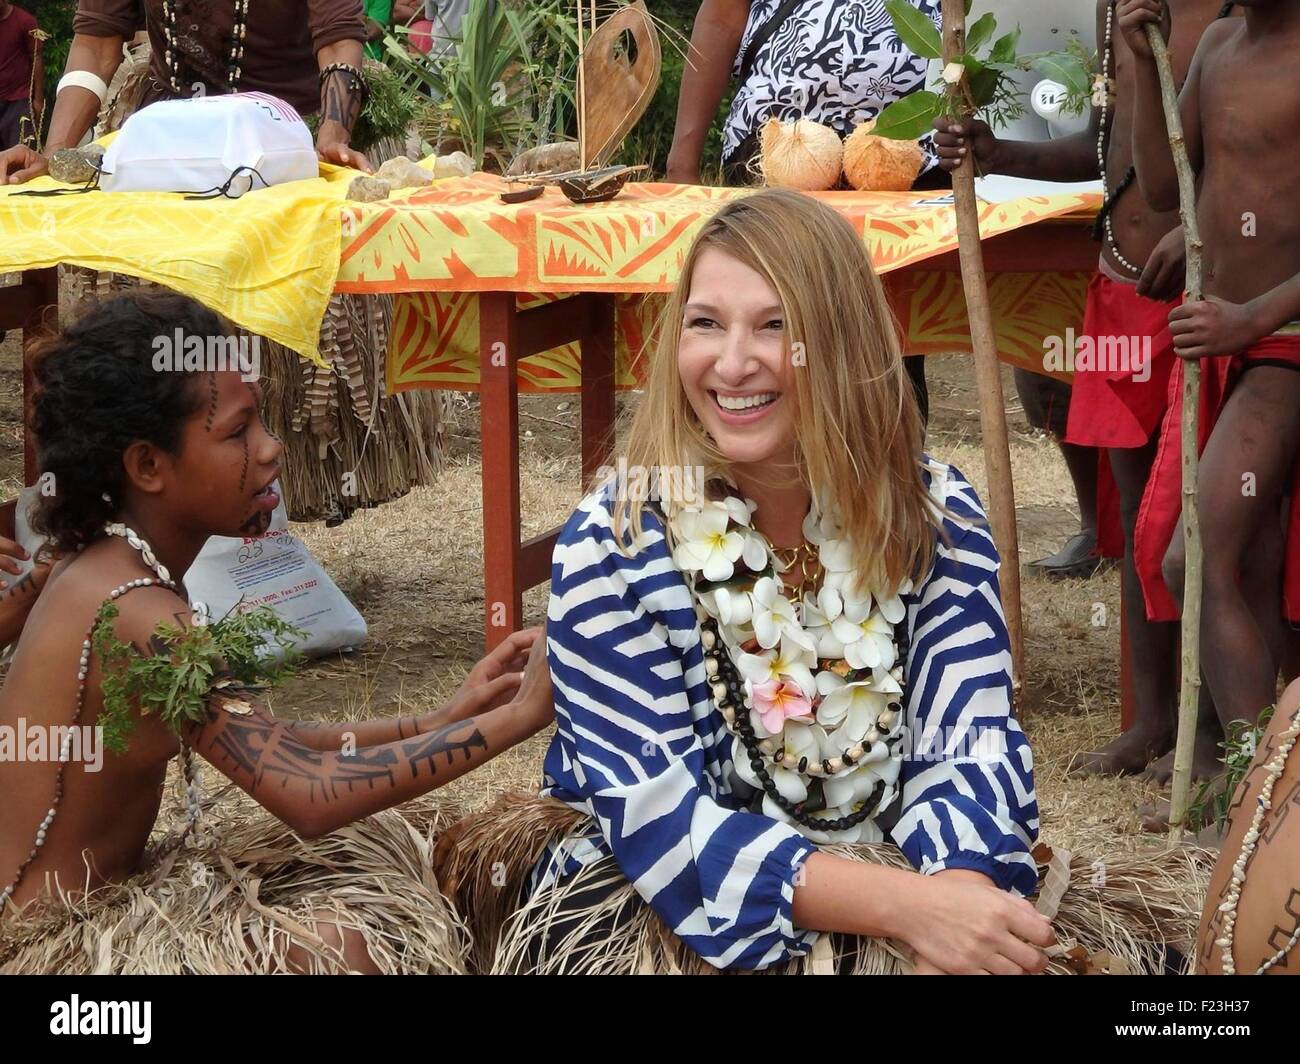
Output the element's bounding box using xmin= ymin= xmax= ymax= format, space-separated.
xmin=305 ymin=62 xmax=420 ymax=153
xmin=92 ymin=602 xmax=303 ymax=755
xmin=352 ymin=61 xmax=422 ymax=152
xmin=1187 ymin=706 xmax=1276 ymax=835
xmin=381 ymin=0 xmax=578 ymax=169
xmin=874 ymin=5 xmax=1094 ymax=140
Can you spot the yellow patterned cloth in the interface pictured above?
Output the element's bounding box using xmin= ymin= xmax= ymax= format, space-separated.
xmin=0 ymin=159 xmax=346 ymax=363
xmin=329 ymin=174 xmax=1099 ymax=393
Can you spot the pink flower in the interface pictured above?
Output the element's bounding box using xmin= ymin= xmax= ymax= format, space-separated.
xmin=751 ymin=678 xmax=813 ymax=734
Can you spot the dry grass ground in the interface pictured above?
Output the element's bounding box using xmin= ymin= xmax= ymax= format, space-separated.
xmin=0 ymin=315 xmax=1184 ymax=860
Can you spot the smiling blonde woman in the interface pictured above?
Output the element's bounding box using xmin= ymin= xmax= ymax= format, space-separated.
xmin=440 ymin=190 xmax=1207 ymax=976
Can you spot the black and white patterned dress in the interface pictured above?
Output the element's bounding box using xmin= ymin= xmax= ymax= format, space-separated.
xmin=723 ymin=0 xmax=940 ymax=172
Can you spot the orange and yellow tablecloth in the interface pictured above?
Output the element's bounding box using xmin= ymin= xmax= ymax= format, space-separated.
xmin=332 ymin=174 xmax=1099 ymax=393
xmin=0 ymin=161 xmax=1100 ymax=388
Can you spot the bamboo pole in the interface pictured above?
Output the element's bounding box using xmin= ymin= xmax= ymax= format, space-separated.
xmin=1143 ymin=24 xmax=1203 ymax=843
xmin=939 ymin=0 xmax=1024 ymax=682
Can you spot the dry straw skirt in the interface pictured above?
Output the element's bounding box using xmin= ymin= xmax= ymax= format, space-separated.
xmin=434 ymin=793 xmax=1214 ymax=976
xmin=0 ymin=785 xmax=469 ymax=975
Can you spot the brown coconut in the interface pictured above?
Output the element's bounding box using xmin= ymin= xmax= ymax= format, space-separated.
xmin=759 ymin=118 xmax=843 ymax=191
xmin=842 ymin=120 xmax=924 ymax=192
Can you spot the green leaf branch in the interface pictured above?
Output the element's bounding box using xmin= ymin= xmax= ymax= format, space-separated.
xmin=875 ymin=1 xmax=1094 ymax=141
xmin=93 ymin=603 xmax=304 ymax=755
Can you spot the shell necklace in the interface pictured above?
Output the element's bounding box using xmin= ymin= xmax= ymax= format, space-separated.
xmin=1216 ymin=702 xmax=1300 ymax=975
xmin=160 ymin=0 xmax=251 ymax=96
xmin=0 ymin=524 xmax=201 ymax=915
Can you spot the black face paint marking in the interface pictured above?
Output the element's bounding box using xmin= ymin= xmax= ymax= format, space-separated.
xmin=205 ymin=372 xmax=218 ymax=432
xmin=238 ymin=434 xmax=249 ymax=492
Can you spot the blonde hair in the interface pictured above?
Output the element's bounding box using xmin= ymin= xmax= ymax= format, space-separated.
xmin=610 ymin=188 xmax=942 ymax=595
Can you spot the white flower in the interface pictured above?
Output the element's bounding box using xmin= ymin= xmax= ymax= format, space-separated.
xmin=734 ymin=721 xmax=819 ymax=804
xmin=737 ymin=634 xmax=818 ymax=700
xmin=713 ymin=585 xmax=753 ymax=627
xmin=815 ymin=679 xmax=892 ymax=740
xmin=721 ymin=494 xmax=753 ymax=528
xmin=802 ymin=585 xmax=854 ymax=659
xmin=740 ymin=530 xmax=770 ymax=573
xmin=873 ymin=582 xmax=909 ymax=625
xmin=822 ymin=756 xmax=901 ymax=811
xmin=751 ymin=576 xmax=799 ymax=650
xmin=830 ymin=599 xmax=897 ymax=670
xmin=672 ymin=506 xmax=745 ymax=582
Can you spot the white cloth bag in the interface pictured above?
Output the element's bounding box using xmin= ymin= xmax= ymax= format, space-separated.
xmin=101 ymin=92 xmax=318 ymax=196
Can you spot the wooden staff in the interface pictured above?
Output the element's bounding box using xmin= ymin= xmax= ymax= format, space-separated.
xmin=1142 ymin=23 xmax=1203 ymax=842
xmin=939 ymin=0 xmax=1024 ymax=681
xmin=577 ymin=2 xmax=587 ymax=171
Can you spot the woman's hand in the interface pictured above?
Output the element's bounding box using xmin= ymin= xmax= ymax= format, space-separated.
xmin=507 ymin=623 xmax=555 ymax=736
xmin=897 ymin=869 xmax=1053 ymax=974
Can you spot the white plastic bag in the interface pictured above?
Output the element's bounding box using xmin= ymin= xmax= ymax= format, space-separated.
xmin=183 ymin=487 xmax=367 ymax=661
xmin=101 ymin=92 xmax=318 ymax=196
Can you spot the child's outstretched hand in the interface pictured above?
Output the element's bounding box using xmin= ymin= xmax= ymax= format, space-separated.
xmin=1117 ymin=0 xmax=1171 ymax=61
xmin=508 ymin=623 xmax=555 ymax=737
xmin=931 ymin=117 xmax=1001 ymax=174
xmin=1136 ymin=227 xmax=1187 ymax=302
xmin=441 ymin=627 xmax=542 ymax=722
xmin=1168 ymin=296 xmax=1261 ymax=360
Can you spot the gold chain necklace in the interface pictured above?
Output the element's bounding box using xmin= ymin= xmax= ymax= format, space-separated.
xmin=771 ymin=541 xmax=823 ymax=599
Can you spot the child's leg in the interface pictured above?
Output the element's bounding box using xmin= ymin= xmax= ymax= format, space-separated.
xmin=1072 ymin=440 xmax=1176 ymax=774
xmin=1169 ymin=366 xmax=1300 ymax=730
xmin=1016 ymin=368 xmax=1100 ymax=574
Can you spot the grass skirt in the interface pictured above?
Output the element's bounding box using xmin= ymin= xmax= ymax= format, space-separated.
xmin=1 ymin=786 xmax=470 ymax=975
xmin=435 ymin=793 xmax=1213 ymax=975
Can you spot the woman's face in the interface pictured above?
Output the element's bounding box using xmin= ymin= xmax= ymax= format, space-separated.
xmin=677 ymin=247 xmax=798 ymax=469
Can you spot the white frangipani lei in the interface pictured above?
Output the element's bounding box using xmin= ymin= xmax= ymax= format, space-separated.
xmin=670 ymin=490 xmax=912 ymax=845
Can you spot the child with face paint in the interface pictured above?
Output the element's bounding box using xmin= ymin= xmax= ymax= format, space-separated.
xmin=0 ymin=290 xmax=553 ymax=972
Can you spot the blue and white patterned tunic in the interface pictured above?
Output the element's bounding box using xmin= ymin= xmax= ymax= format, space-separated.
xmin=534 ymin=460 xmax=1038 ymax=971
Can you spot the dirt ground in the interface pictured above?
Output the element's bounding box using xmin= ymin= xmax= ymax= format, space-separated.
xmin=0 ymin=312 xmax=1187 ymax=861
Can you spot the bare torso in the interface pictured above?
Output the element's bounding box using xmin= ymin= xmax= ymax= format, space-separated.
xmin=1194 ymin=17 xmax=1300 ymax=307
xmin=0 ymin=547 xmax=184 ymax=911
xmin=1105 ymin=0 xmax=1224 ymax=276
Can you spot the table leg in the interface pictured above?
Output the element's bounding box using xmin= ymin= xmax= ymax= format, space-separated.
xmin=580 ymin=294 xmax=616 ymax=483
xmin=480 ymin=292 xmax=523 ymax=649
xmin=476 ymin=292 xmax=619 ymax=650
